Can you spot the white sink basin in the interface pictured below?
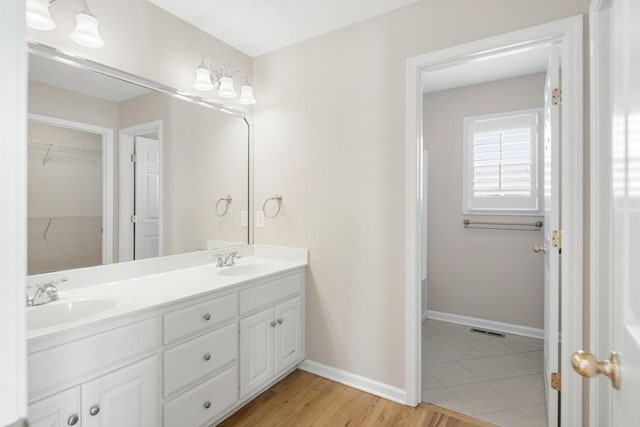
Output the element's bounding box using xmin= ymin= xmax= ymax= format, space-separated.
xmin=218 ymin=264 xmax=273 ymax=277
xmin=27 ymin=298 xmax=118 ymax=330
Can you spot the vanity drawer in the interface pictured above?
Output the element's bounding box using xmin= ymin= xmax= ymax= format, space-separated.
xmin=163 ymin=364 xmax=238 ymax=427
xmin=163 ymin=323 xmax=237 ymax=396
xmin=240 ymin=272 xmax=302 ymax=314
xmin=28 ymin=318 xmax=160 ymax=400
xmin=164 ymin=293 xmax=237 ymax=344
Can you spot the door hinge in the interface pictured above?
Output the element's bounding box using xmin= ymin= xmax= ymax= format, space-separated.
xmin=552 ymin=230 xmax=562 ymax=249
xmin=552 ymin=88 xmax=562 ymax=105
xmin=551 ymin=372 xmax=561 ymax=391
xmin=130 ymin=153 xmax=138 ymax=162
xmin=130 ymin=214 xmax=137 ymax=224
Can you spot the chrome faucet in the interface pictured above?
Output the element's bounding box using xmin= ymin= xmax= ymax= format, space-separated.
xmin=216 ymin=251 xmax=241 ymax=267
xmin=26 ymin=279 xmax=66 ymax=306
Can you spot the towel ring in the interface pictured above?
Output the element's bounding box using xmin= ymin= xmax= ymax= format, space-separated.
xmin=215 ymin=195 xmax=232 ymax=217
xmin=263 ymin=195 xmax=283 ymax=219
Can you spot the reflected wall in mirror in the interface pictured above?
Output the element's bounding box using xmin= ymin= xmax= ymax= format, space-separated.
xmin=27 ymin=47 xmax=250 ymax=275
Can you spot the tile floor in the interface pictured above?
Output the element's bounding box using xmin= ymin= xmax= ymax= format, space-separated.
xmin=422 ymin=319 xmax=548 ymax=427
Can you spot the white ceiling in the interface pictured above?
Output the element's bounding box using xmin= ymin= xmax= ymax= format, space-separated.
xmin=422 ymin=45 xmax=550 ymax=94
xmin=29 ymin=54 xmax=152 ymax=103
xmin=147 ymin=0 xmax=421 ymax=57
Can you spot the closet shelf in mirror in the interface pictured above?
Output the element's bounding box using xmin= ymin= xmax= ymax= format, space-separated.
xmin=28 ymin=140 xmax=102 ymax=166
xmin=29 ymin=216 xmax=102 ymax=239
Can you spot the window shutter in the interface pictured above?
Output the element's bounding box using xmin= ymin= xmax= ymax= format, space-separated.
xmin=464 ymin=109 xmax=542 ymax=214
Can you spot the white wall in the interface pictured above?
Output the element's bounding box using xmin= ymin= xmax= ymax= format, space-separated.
xmin=424 ymin=74 xmax=545 ymax=329
xmin=253 ymin=0 xmax=589 ymax=389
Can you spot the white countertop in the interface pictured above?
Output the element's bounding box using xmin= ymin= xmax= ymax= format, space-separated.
xmin=26 ymin=246 xmax=308 ymax=342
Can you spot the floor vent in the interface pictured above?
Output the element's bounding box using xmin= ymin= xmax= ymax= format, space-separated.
xmin=470 ymin=328 xmax=505 ymax=338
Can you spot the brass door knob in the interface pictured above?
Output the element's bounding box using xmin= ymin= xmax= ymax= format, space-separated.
xmin=571 ymin=351 xmax=621 ymax=389
xmin=533 ymin=244 xmax=547 ymax=253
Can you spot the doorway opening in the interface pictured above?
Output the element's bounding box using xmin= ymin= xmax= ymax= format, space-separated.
xmin=405 ymin=16 xmax=584 ymax=427
xmin=421 ymin=50 xmax=554 ymax=424
xmin=119 ymin=121 xmax=163 ymax=262
xmin=27 ymin=113 xmax=114 ymax=272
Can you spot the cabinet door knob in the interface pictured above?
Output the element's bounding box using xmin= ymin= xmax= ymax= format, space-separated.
xmin=203 ymin=401 xmax=211 ymax=409
xmin=270 ymin=321 xmax=277 ymax=327
xmin=277 ymin=319 xmax=283 ymax=324
xmin=203 ymin=313 xmax=211 ymax=321
xmin=89 ymin=405 xmax=100 ymax=416
xmin=203 ymin=353 xmax=211 ymax=361
xmin=67 ymin=414 xmax=79 ymax=425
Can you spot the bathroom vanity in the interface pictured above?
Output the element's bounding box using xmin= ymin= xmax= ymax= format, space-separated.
xmin=26 ymin=246 xmax=307 ymax=427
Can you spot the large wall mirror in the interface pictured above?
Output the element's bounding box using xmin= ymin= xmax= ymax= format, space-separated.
xmin=27 ymin=44 xmax=251 ymax=275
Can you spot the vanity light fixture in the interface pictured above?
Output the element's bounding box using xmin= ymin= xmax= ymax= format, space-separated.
xmin=26 ymin=0 xmax=104 ymax=49
xmin=193 ymin=57 xmax=256 ymax=105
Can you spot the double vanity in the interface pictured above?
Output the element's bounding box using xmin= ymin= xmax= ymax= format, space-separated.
xmin=26 ymin=245 xmax=307 ymax=427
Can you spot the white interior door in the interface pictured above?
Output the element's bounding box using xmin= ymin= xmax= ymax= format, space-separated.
xmin=134 ymin=136 xmax=160 ymax=260
xmin=543 ymin=45 xmax=561 ymax=427
xmin=610 ymin=0 xmax=640 ymax=423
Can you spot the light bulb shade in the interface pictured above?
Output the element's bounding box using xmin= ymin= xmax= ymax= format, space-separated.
xmin=217 ymin=76 xmax=237 ymax=98
xmin=193 ymin=66 xmax=214 ymax=91
xmin=238 ymin=85 xmax=256 ymax=105
xmin=70 ymin=12 xmax=104 ymax=48
xmin=26 ymin=0 xmax=56 ymax=31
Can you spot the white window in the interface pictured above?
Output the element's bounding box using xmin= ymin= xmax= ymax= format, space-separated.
xmin=463 ymin=109 xmax=543 ymax=215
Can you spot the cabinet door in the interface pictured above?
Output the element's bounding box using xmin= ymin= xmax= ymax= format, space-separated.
xmin=274 ymin=297 xmax=302 ymax=375
xmin=29 ymin=387 xmax=81 ymax=427
xmin=240 ymin=308 xmax=274 ymax=397
xmin=82 ymin=356 xmax=158 ymax=427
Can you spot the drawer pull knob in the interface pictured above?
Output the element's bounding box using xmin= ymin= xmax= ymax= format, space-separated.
xmin=203 ymin=313 xmax=211 ymax=321
xmin=203 ymin=353 xmax=211 ymax=361
xmin=89 ymin=405 xmax=100 ymax=416
xmin=203 ymin=401 xmax=211 ymax=409
xmin=270 ymin=321 xmax=277 ymax=327
xmin=67 ymin=414 xmax=79 ymax=425
xmin=277 ymin=319 xmax=283 ymax=324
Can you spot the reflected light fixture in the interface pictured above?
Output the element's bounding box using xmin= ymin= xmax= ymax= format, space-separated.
xmin=193 ymin=57 xmax=256 ymax=105
xmin=26 ymin=0 xmax=104 ymax=49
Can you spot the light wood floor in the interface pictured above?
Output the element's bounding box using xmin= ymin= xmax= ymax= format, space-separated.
xmin=219 ymin=370 xmax=494 ymax=426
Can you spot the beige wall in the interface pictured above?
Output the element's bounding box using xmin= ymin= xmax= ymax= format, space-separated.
xmin=28 ymin=123 xmax=103 ymax=274
xmin=119 ymin=92 xmax=249 ymax=254
xmin=28 ymin=81 xmax=120 ymax=260
xmin=424 ymin=74 xmax=545 ymax=329
xmin=27 ymin=0 xmax=253 ymax=260
xmin=29 ymin=82 xmax=249 ymax=265
xmin=253 ymin=0 xmax=589 ymax=389
xmin=26 ymin=0 xmax=252 ymax=103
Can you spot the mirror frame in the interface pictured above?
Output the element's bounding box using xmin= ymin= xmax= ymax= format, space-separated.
xmin=27 ymin=42 xmax=254 ymax=275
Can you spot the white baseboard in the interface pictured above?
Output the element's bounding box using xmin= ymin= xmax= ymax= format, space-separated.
xmin=421 ymin=310 xmax=429 ymax=322
xmin=426 ymin=310 xmax=544 ymax=340
xmin=298 ymin=360 xmax=406 ymax=405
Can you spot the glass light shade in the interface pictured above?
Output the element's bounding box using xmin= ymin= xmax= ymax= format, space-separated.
xmin=217 ymin=76 xmax=237 ymax=98
xmin=238 ymin=85 xmax=256 ymax=105
xmin=193 ymin=66 xmax=214 ymax=91
xmin=70 ymin=12 xmax=104 ymax=48
xmin=26 ymin=0 xmax=56 ymax=31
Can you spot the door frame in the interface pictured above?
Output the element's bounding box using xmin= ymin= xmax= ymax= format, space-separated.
xmin=588 ymin=0 xmax=613 ymax=425
xmin=404 ymin=15 xmax=584 ymax=426
xmin=28 ymin=113 xmax=114 ymax=265
xmin=119 ymin=121 xmax=164 ymax=262
xmin=0 ymin=0 xmax=27 ymax=424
